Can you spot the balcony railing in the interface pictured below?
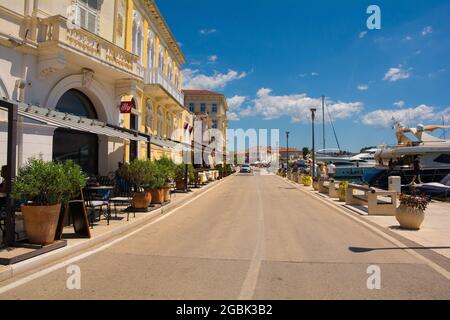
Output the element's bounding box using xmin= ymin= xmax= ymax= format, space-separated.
xmin=144 ymin=67 xmax=184 ymax=106
xmin=38 ymin=15 xmax=141 ymax=76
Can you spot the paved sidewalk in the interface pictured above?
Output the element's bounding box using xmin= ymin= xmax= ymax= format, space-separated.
xmin=0 ymin=178 xmax=226 ymax=282
xmin=286 ymin=178 xmax=450 ymax=260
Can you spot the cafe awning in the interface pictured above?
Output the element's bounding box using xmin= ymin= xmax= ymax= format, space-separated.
xmin=0 ymin=99 xmax=147 ymax=142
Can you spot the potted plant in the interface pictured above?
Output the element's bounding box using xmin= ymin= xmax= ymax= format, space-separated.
xmin=339 ymin=181 xmax=349 ymax=202
xmin=155 ymin=157 xmax=176 ymax=202
xmin=302 ymin=175 xmax=312 ymax=186
xmin=118 ymin=160 xmax=153 ymax=210
xmin=148 ymin=161 xmax=167 ymax=205
xmin=174 ymin=163 xmax=194 ymax=190
xmin=12 ymin=159 xmax=86 ymax=245
xmin=396 ymin=193 xmax=431 ymax=230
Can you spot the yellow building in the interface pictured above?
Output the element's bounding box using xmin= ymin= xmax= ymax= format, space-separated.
xmin=0 ymin=0 xmax=192 ymax=176
xmin=183 ymin=90 xmax=228 ymax=164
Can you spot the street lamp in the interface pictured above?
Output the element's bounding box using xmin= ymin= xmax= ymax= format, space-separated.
xmin=310 ymin=108 xmax=317 ymax=179
xmin=286 ymin=131 xmax=290 ymax=168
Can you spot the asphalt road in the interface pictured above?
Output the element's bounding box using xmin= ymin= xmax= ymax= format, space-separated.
xmin=2 ymin=170 xmax=450 ymax=299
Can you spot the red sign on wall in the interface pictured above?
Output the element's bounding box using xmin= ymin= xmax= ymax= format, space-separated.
xmin=120 ymin=101 xmax=133 ymax=114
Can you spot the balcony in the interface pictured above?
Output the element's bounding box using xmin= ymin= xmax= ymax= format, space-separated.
xmin=37 ymin=15 xmax=142 ymax=79
xmin=144 ymin=67 xmax=184 ymax=107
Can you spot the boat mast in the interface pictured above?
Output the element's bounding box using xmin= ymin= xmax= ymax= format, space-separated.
xmin=322 ymin=95 xmax=325 ymax=151
xmin=326 ymin=104 xmax=342 ymax=152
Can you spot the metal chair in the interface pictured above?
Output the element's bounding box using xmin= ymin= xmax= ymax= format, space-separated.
xmin=83 ymin=187 xmax=112 ymax=228
xmin=110 ymin=178 xmax=136 ymax=222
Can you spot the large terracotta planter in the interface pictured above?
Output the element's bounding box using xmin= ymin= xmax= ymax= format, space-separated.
xmin=162 ymin=187 xmax=171 ymax=202
xmin=396 ymin=205 xmax=425 ymax=230
xmin=132 ymin=191 xmax=152 ymax=209
xmin=150 ymin=188 xmax=165 ymax=204
xmin=21 ymin=204 xmax=61 ymax=246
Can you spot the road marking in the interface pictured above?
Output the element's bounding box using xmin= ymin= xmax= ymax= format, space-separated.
xmin=0 ymin=179 xmax=227 ymax=295
xmin=238 ymin=178 xmax=265 ymax=300
xmin=280 ymin=176 xmax=450 ymax=282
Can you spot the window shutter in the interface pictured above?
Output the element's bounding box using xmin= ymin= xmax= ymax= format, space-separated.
xmin=88 ymin=12 xmax=96 ymax=33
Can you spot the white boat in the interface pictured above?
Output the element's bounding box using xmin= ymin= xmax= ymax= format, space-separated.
xmin=367 ymin=124 xmax=450 ymax=188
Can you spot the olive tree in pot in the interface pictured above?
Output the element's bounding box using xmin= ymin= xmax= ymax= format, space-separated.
xmin=174 ymin=163 xmax=195 ymax=191
xmin=148 ymin=161 xmax=166 ymax=205
xmin=12 ymin=159 xmax=86 ymax=245
xmin=118 ymin=160 xmax=154 ymax=210
xmin=155 ymin=157 xmax=176 ymax=202
xmin=396 ymin=193 xmax=431 ymax=230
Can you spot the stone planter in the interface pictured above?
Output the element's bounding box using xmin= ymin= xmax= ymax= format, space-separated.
xmin=132 ymin=191 xmax=152 ymax=209
xmin=313 ymin=180 xmax=319 ymax=191
xmin=21 ymin=204 xmax=61 ymax=245
xmin=396 ymin=204 xmax=425 ymax=230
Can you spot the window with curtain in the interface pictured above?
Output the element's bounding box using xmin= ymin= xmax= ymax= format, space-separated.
xmin=166 ymin=113 xmax=173 ymax=139
xmin=145 ymin=99 xmax=154 ymax=130
xmin=159 ymin=45 xmax=165 ymax=72
xmin=167 ymin=57 xmax=173 ymax=81
xmin=147 ymin=30 xmax=155 ymax=69
xmin=75 ymin=0 xmax=100 ymax=34
xmin=132 ymin=10 xmax=143 ymax=62
xmin=157 ymin=108 xmax=164 ymax=137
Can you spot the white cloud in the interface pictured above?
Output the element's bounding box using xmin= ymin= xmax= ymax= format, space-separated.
xmin=207 ymin=55 xmax=218 ymax=63
xmin=300 ymin=72 xmax=319 ymax=78
xmin=239 ymin=88 xmax=363 ymax=123
xmin=359 ymin=31 xmax=367 ymax=39
xmin=393 ymin=100 xmax=405 ymax=108
xmin=183 ymin=69 xmax=247 ymax=90
xmin=227 ymin=112 xmax=240 ymax=121
xmin=422 ymin=26 xmax=433 ymax=36
xmin=383 ymin=65 xmax=412 ymax=82
xmin=200 ymin=28 xmax=217 ymax=35
xmin=227 ymin=95 xmax=247 ymax=110
xmin=357 ymin=84 xmax=369 ymax=91
xmin=361 ymin=104 xmax=450 ymax=127
xmin=403 ymin=36 xmax=413 ymax=41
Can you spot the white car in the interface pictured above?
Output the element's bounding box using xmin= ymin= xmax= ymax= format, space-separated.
xmin=240 ymin=164 xmax=252 ymax=173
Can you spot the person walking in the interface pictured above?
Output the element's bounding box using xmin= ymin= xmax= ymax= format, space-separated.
xmin=412 ymin=156 xmax=422 ymax=185
xmin=327 ymin=161 xmax=336 ymax=179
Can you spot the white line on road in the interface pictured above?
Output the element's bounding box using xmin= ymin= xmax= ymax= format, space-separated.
xmin=0 ymin=180 xmax=227 ymax=295
xmin=238 ymin=179 xmax=265 ymax=300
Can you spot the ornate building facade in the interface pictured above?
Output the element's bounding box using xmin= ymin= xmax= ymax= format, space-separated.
xmin=0 ymin=0 xmax=193 ymax=176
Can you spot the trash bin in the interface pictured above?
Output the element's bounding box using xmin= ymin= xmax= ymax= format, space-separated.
xmin=388 ymin=176 xmax=401 ymax=193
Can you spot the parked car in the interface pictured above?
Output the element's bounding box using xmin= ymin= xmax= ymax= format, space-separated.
xmin=240 ymin=164 xmax=252 ymax=173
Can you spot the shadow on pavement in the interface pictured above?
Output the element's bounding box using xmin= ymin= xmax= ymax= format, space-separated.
xmin=349 ymin=246 xmax=450 ymax=253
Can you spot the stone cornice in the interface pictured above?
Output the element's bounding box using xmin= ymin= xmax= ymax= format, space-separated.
xmin=141 ymin=0 xmax=185 ymax=65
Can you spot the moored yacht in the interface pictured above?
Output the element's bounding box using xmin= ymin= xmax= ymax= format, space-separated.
xmin=366 ymin=124 xmax=450 ymax=188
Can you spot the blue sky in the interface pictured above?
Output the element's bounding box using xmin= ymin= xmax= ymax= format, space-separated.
xmin=158 ymin=0 xmax=450 ymax=152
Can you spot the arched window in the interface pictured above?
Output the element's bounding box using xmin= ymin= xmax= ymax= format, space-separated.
xmin=159 ymin=45 xmax=165 ymax=72
xmin=132 ymin=10 xmax=143 ymax=62
xmin=53 ymin=89 xmax=98 ymax=175
xmin=167 ymin=56 xmax=173 ymax=81
xmin=166 ymin=113 xmax=173 ymax=139
xmin=147 ymin=30 xmax=155 ymax=69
